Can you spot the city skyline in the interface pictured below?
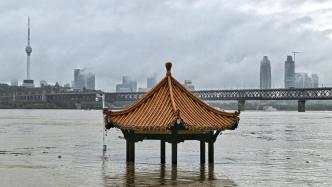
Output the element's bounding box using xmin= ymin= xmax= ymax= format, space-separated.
xmin=0 ymin=1 xmax=332 ymax=90
xmin=1 ymin=53 xmax=325 ymax=91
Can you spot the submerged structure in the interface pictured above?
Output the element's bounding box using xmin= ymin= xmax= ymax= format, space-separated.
xmin=103 ymin=62 xmax=240 ymax=164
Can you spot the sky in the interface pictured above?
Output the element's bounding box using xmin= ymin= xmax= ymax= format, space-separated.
xmin=1 ymin=0 xmax=332 ymax=91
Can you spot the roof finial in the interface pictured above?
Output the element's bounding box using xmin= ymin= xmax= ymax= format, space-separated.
xmin=165 ymin=62 xmax=172 ymax=75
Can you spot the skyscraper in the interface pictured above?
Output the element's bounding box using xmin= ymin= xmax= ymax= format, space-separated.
xmin=86 ymin=73 xmax=95 ymax=90
xmin=260 ymin=56 xmax=271 ymax=89
xmin=312 ymin=74 xmax=319 ymax=88
xmin=73 ymin=69 xmax=96 ymax=91
xmin=73 ymin=69 xmax=81 ymax=90
xmin=22 ymin=17 xmax=34 ymax=88
xmin=284 ymin=55 xmax=295 ymax=88
xmin=295 ymin=73 xmax=319 ymax=88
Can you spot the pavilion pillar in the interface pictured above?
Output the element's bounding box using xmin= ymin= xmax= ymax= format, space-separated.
xmin=200 ymin=140 xmax=205 ymax=164
xmin=126 ymin=139 xmax=135 ymax=163
xmin=208 ymin=141 xmax=214 ymax=163
xmin=160 ymin=140 xmax=166 ymax=164
xmin=172 ymin=142 xmax=177 ymax=165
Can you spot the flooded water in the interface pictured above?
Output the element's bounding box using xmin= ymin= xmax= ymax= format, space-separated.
xmin=0 ymin=109 xmax=331 ymax=186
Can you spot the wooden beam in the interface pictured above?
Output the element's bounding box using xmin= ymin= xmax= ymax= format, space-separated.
xmin=208 ymin=141 xmax=214 ymax=163
xmin=200 ymin=140 xmax=205 ymax=164
xmin=172 ymin=142 xmax=177 ymax=165
xmin=161 ymin=140 xmax=166 ymax=164
xmin=124 ymin=133 xmax=210 ymax=141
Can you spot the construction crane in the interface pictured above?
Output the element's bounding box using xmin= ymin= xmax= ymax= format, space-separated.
xmin=292 ymin=51 xmax=303 ymax=63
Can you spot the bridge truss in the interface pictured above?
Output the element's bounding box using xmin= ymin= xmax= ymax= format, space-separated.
xmin=106 ymin=87 xmax=332 ymax=102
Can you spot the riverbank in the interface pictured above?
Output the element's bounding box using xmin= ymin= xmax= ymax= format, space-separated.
xmin=0 ymin=101 xmax=60 ymax=109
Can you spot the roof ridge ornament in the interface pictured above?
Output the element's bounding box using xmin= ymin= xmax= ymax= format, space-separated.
xmin=166 ymin=61 xmax=179 ymax=116
xmin=165 ymin=62 xmax=172 ymax=76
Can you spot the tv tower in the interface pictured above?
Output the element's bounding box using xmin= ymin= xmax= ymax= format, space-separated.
xmin=23 ymin=17 xmax=34 ymax=87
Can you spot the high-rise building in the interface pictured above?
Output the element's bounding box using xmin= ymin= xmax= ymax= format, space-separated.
xmin=22 ymin=17 xmax=34 ymax=88
xmin=260 ymin=56 xmax=271 ymax=89
xmin=86 ymin=73 xmax=95 ymax=90
xmin=74 ymin=69 xmax=80 ymax=90
xmin=295 ymin=73 xmax=319 ymax=88
xmin=73 ymin=69 xmax=95 ymax=91
xmin=312 ymin=74 xmax=319 ymax=88
xmin=74 ymin=69 xmax=85 ymax=90
xmin=284 ymin=55 xmax=295 ymax=88
xmin=295 ymin=73 xmax=308 ymax=88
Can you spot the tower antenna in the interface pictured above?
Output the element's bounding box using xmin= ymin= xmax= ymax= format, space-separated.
xmin=28 ymin=16 xmax=30 ymax=45
xmin=291 ymin=51 xmax=303 ymax=63
xmin=23 ymin=16 xmax=34 ymax=87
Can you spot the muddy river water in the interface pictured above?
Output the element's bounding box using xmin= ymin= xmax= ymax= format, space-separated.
xmin=0 ymin=110 xmax=331 ymax=186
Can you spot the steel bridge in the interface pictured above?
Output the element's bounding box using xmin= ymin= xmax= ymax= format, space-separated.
xmin=105 ymin=87 xmax=332 ymax=112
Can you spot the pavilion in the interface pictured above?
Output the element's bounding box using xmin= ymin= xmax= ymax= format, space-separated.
xmin=103 ymin=62 xmax=240 ymax=164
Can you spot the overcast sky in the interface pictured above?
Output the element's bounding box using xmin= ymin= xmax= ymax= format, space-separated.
xmin=1 ymin=0 xmax=332 ymax=91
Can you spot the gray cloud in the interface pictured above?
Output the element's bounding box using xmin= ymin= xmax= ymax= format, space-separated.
xmin=0 ymin=0 xmax=332 ymax=90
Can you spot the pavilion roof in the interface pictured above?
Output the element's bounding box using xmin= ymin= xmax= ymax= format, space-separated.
xmin=104 ymin=62 xmax=240 ymax=131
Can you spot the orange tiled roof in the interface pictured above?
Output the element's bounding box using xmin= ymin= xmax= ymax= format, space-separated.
xmin=104 ymin=62 xmax=240 ymax=131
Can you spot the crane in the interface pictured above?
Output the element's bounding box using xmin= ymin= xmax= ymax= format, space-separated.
xmin=292 ymin=51 xmax=303 ymax=63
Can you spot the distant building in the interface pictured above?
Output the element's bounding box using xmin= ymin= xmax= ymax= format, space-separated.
xmin=73 ymin=69 xmax=81 ymax=90
xmin=295 ymin=73 xmax=309 ymax=88
xmin=147 ymin=76 xmax=157 ymax=89
xmin=184 ymin=80 xmax=195 ymax=91
xmin=295 ymin=73 xmax=319 ymax=88
xmin=312 ymin=74 xmax=319 ymax=88
xmin=138 ymin=88 xmax=148 ymax=92
xmin=86 ymin=73 xmax=95 ymax=90
xmin=63 ymin=83 xmax=71 ymax=88
xmin=260 ymin=56 xmax=271 ymax=89
xmin=10 ymin=80 xmax=18 ymax=86
xmin=116 ymin=76 xmax=137 ymax=92
xmin=40 ymin=80 xmax=48 ymax=87
xmin=73 ymin=69 xmax=95 ymax=91
xmin=284 ymin=55 xmax=295 ymax=88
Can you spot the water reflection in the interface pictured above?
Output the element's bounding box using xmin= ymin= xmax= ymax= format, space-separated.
xmin=102 ymin=160 xmax=237 ymax=186
xmin=160 ymin=164 xmax=166 ymax=185
xmin=126 ymin=163 xmax=135 ymax=187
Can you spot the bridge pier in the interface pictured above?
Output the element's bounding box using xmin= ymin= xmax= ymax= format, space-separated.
xmin=237 ymin=100 xmax=246 ymax=111
xmin=298 ymin=99 xmax=306 ymax=112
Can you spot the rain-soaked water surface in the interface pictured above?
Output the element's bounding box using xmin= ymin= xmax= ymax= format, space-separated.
xmin=0 ymin=110 xmax=331 ymax=186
